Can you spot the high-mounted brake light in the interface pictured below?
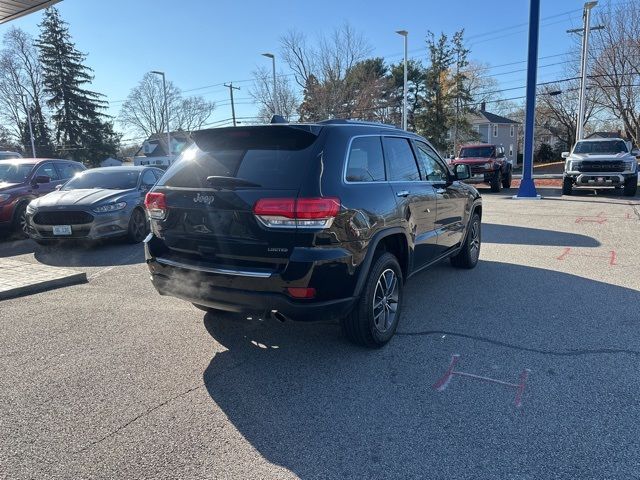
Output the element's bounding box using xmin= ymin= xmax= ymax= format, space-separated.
xmin=253 ymin=197 xmax=340 ymax=229
xmin=145 ymin=192 xmax=167 ymax=220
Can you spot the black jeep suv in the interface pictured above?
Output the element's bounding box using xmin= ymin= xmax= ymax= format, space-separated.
xmin=144 ymin=120 xmax=482 ymax=347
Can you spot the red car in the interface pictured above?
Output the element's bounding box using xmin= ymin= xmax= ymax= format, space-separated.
xmin=0 ymin=158 xmax=85 ymax=236
xmin=450 ymin=143 xmax=513 ymax=192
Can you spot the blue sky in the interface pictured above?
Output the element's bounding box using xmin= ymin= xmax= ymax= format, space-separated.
xmin=3 ymin=0 xmax=591 ymax=144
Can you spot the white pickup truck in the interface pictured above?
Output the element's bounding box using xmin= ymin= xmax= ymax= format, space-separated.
xmin=562 ymin=138 xmax=638 ymax=196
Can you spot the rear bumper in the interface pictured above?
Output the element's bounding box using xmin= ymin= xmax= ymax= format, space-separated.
xmin=144 ymin=234 xmax=357 ymax=322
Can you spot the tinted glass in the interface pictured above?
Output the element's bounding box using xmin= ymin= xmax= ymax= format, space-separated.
xmin=459 ymin=146 xmax=495 ymax=158
xmin=382 ymin=137 xmax=420 ymax=181
xmin=415 ymin=143 xmax=448 ymax=182
xmin=573 ymin=140 xmax=628 ymax=154
xmin=141 ymin=170 xmax=157 ymax=187
xmin=57 ymin=162 xmax=84 ymax=180
xmin=346 ymin=136 xmax=385 ymax=182
xmin=0 ymin=152 xmax=21 ymax=160
xmin=63 ymin=170 xmax=140 ymax=190
xmin=0 ymin=163 xmax=34 ymax=183
xmin=34 ymin=163 xmax=60 ymax=181
xmin=158 ymin=126 xmax=320 ymax=190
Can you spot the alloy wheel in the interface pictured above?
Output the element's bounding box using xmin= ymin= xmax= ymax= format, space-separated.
xmin=372 ymin=268 xmax=399 ymax=333
xmin=469 ymin=220 xmax=480 ymax=262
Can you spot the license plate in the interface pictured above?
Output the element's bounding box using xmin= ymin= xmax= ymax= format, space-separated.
xmin=52 ymin=225 xmax=72 ymax=235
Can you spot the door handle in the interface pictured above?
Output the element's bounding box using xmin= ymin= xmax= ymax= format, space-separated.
xmin=435 ymin=188 xmax=446 ymax=194
xmin=396 ymin=190 xmax=410 ymax=197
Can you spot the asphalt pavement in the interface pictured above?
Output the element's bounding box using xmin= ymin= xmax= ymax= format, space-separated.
xmin=1 ymin=187 xmax=639 ymax=480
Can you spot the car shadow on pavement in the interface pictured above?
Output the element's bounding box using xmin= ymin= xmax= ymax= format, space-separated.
xmin=33 ymin=241 xmax=145 ymax=268
xmin=0 ymin=237 xmax=37 ymax=257
xmin=483 ymin=223 xmax=600 ymax=247
xmin=199 ymin=260 xmax=640 ymax=479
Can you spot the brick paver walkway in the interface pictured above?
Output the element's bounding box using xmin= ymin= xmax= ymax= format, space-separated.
xmin=0 ymin=258 xmax=86 ymax=300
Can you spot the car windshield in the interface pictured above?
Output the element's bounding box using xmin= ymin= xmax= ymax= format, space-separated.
xmin=62 ymin=170 xmax=140 ymax=190
xmin=459 ymin=146 xmax=494 ymax=158
xmin=0 ymin=163 xmax=34 ymax=183
xmin=573 ymin=140 xmax=628 ymax=154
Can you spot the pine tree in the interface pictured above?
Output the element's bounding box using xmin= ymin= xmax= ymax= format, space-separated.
xmin=36 ymin=7 xmax=117 ymax=166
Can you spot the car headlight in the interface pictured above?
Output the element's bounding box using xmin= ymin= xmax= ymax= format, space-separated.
xmin=483 ymin=163 xmax=493 ymax=169
xmin=93 ymin=201 xmax=127 ymax=213
xmin=26 ymin=203 xmax=36 ymax=214
xmin=568 ymin=161 xmax=581 ymax=171
xmin=624 ymin=160 xmax=637 ymax=172
xmin=0 ymin=193 xmax=10 ymax=203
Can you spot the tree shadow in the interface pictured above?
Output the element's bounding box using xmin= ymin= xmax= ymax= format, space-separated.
xmin=483 ymin=223 xmax=600 ymax=247
xmin=200 ymin=261 xmax=640 ymax=479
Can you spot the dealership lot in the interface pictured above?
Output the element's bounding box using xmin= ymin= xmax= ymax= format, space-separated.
xmin=1 ymin=188 xmax=639 ymax=479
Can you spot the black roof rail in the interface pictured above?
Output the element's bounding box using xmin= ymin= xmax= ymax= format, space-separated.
xmin=317 ymin=119 xmax=399 ymax=129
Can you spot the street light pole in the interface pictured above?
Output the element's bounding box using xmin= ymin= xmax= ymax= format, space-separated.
xmin=151 ymin=71 xmax=171 ymax=162
xmin=262 ymin=53 xmax=277 ymax=116
xmin=570 ymin=1 xmax=599 ymax=141
xmin=21 ymin=94 xmax=36 ymax=158
xmin=396 ymin=30 xmax=408 ymax=130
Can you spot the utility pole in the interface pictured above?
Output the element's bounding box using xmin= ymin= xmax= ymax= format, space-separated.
xmin=567 ymin=1 xmax=603 ymax=141
xmin=395 ymin=30 xmax=408 ymax=130
xmin=453 ymin=51 xmax=460 ymax=157
xmin=151 ymin=71 xmax=171 ymax=162
xmin=224 ymin=83 xmax=241 ymax=127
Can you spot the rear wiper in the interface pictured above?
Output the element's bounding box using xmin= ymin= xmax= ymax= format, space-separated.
xmin=205 ymin=176 xmax=262 ymax=188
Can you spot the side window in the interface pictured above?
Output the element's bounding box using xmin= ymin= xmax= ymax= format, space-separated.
xmin=141 ymin=170 xmax=157 ymax=188
xmin=56 ymin=163 xmax=82 ymax=180
xmin=382 ymin=137 xmax=420 ymax=182
xmin=414 ymin=142 xmax=448 ymax=182
xmin=152 ymin=169 xmax=164 ymax=182
xmin=345 ymin=136 xmax=385 ymax=182
xmin=34 ymin=163 xmax=60 ymax=181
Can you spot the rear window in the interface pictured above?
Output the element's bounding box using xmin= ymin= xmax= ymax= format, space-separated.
xmin=158 ymin=126 xmax=320 ymax=190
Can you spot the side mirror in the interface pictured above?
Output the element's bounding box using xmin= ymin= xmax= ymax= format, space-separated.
xmin=561 ymin=152 xmax=570 ymax=159
xmin=32 ymin=175 xmax=50 ymax=185
xmin=454 ymin=164 xmax=471 ymax=181
xmin=631 ymin=149 xmax=640 ymax=157
xmin=55 ymin=184 xmax=63 ymax=190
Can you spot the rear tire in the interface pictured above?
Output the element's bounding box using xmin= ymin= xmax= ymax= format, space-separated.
xmin=623 ymin=175 xmax=638 ymax=196
xmin=450 ymin=212 xmax=481 ymax=269
xmin=342 ymin=252 xmax=403 ymax=348
xmin=490 ymin=172 xmax=501 ymax=193
xmin=562 ymin=177 xmax=573 ymax=196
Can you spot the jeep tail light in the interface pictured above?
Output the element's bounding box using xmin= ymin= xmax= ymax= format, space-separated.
xmin=253 ymin=197 xmax=340 ymax=229
xmin=287 ymin=287 xmax=316 ymax=299
xmin=145 ymin=192 xmax=167 ymax=220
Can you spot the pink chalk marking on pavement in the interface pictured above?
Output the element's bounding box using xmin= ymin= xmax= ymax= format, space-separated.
xmin=575 ymin=211 xmax=607 ymax=224
xmin=433 ymin=354 xmax=460 ymax=391
xmin=433 ymin=355 xmax=531 ymax=408
xmin=556 ymin=248 xmax=619 ymax=266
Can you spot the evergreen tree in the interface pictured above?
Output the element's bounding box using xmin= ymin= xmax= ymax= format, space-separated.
xmin=36 ymin=7 xmax=117 ymax=166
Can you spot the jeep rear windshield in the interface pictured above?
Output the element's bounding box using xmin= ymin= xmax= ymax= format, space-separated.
xmin=157 ymin=126 xmax=321 ymax=190
xmin=459 ymin=146 xmax=495 ymax=158
xmin=573 ymin=140 xmax=628 ymax=154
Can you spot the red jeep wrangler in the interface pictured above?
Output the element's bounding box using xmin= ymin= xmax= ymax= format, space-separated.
xmin=450 ymin=143 xmax=513 ymax=192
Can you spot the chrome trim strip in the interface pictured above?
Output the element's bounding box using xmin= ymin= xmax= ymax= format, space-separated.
xmin=155 ymin=257 xmax=272 ymax=278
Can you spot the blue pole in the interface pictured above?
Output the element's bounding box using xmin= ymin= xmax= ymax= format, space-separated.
xmin=517 ymin=0 xmax=540 ymax=198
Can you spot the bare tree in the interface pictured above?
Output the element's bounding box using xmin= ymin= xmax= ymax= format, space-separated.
xmin=249 ymin=66 xmax=299 ymax=122
xmin=589 ymin=2 xmax=640 ymax=144
xmin=119 ymin=72 xmax=215 ymax=137
xmin=279 ymin=23 xmax=372 ymax=119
